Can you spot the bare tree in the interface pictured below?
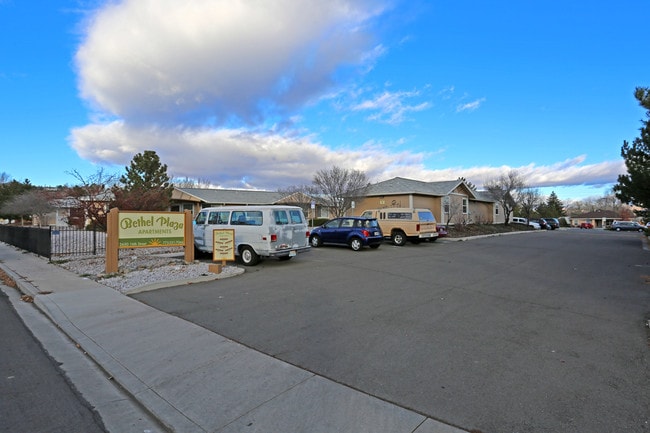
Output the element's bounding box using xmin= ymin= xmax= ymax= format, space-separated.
xmin=0 ymin=189 xmax=56 ymax=226
xmin=66 ymin=168 xmax=118 ymax=229
xmin=171 ymin=176 xmax=213 ymax=188
xmin=312 ymin=166 xmax=369 ymax=218
xmin=519 ymin=188 xmax=542 ymax=222
xmin=484 ymin=170 xmax=526 ymax=225
xmin=277 ymin=184 xmax=318 ymax=217
xmin=443 ymin=194 xmax=468 ymax=226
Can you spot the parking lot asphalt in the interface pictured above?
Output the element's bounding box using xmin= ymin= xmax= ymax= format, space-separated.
xmin=0 ymin=241 xmax=468 ymax=433
xmin=134 ymin=229 xmax=650 ymax=433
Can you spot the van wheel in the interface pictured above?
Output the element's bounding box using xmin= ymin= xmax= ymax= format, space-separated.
xmin=310 ymin=235 xmax=322 ymax=247
xmin=240 ymin=246 xmax=260 ymax=266
xmin=349 ymin=237 xmax=363 ymax=251
xmin=391 ymin=231 xmax=406 ymax=246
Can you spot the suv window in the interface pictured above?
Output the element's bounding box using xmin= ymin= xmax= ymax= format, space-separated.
xmin=417 ymin=211 xmax=435 ymax=222
xmin=387 ymin=212 xmax=413 ymax=219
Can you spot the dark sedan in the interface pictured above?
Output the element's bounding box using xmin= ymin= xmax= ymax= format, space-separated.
xmin=310 ymin=217 xmax=383 ymax=251
xmin=541 ymin=218 xmax=560 ymax=230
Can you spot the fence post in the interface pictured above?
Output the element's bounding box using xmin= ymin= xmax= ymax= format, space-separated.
xmin=92 ymin=224 xmax=97 ymax=256
xmin=184 ymin=210 xmax=194 ymax=263
xmin=105 ymin=208 xmax=119 ymax=274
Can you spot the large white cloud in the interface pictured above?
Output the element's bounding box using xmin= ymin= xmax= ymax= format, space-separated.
xmin=75 ymin=0 xmax=385 ymax=124
xmin=69 ymin=0 xmax=625 ymax=195
xmin=70 ymin=121 xmax=624 ymax=191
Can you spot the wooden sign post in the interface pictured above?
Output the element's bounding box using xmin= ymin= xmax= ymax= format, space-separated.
xmin=210 ymin=229 xmax=235 ymax=274
xmin=105 ymin=209 xmax=194 ymax=274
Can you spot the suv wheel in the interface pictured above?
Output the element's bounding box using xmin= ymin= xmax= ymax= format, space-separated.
xmin=349 ymin=237 xmax=363 ymax=251
xmin=391 ymin=231 xmax=406 ymax=246
xmin=310 ymin=235 xmax=322 ymax=247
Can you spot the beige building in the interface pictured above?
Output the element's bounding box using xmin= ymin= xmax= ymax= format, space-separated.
xmin=353 ymin=177 xmax=504 ymax=225
xmin=169 ymin=177 xmax=503 ymax=226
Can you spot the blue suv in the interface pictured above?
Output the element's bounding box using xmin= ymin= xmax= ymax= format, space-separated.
xmin=310 ymin=217 xmax=383 ymax=251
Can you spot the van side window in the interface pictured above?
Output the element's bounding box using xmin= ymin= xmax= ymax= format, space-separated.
xmin=274 ymin=210 xmax=289 ymax=225
xmin=208 ymin=211 xmax=229 ymax=225
xmin=289 ymin=210 xmax=303 ymax=224
xmin=195 ymin=211 xmax=207 ymax=225
xmin=231 ymin=211 xmax=263 ymax=226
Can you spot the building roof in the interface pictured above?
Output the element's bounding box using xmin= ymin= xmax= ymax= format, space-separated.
xmin=571 ymin=210 xmax=620 ymax=219
xmin=366 ymin=177 xmax=491 ymax=201
xmin=173 ymin=187 xmax=285 ymax=205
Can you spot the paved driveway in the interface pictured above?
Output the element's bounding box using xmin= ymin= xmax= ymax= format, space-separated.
xmin=134 ymin=229 xmax=650 ymax=433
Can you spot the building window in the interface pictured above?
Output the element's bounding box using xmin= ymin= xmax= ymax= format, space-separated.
xmin=462 ymin=198 xmax=468 ymax=214
xmin=443 ymin=196 xmax=450 ymax=214
xmin=495 ymin=204 xmax=499 ymax=215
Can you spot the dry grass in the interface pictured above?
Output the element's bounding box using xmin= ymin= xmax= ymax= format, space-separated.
xmin=0 ymin=266 xmax=18 ymax=288
xmin=445 ymin=223 xmax=534 ymax=238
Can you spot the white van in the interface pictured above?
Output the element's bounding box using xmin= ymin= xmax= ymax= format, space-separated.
xmin=512 ymin=217 xmax=540 ymax=229
xmin=360 ymin=208 xmax=438 ymax=245
xmin=193 ymin=205 xmax=311 ymax=266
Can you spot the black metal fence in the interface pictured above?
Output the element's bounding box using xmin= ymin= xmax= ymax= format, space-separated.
xmin=0 ymin=225 xmax=51 ymax=258
xmin=0 ymin=225 xmax=106 ymax=258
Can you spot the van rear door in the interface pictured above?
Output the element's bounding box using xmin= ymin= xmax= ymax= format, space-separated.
xmin=271 ymin=209 xmax=309 ymax=251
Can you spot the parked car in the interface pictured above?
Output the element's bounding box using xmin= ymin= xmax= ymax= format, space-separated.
xmin=310 ymin=217 xmax=383 ymax=251
xmin=193 ymin=205 xmax=311 ymax=266
xmin=360 ymin=208 xmax=438 ymax=245
xmin=609 ymin=221 xmax=645 ymax=232
xmin=580 ymin=222 xmax=594 ymax=229
xmin=530 ymin=218 xmax=549 ymax=230
xmin=436 ymin=225 xmax=448 ymax=238
xmin=541 ymin=218 xmax=559 ymax=230
xmin=512 ymin=217 xmax=540 ymax=229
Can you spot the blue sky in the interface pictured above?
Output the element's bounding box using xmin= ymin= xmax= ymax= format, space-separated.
xmin=1 ymin=0 xmax=648 ymax=202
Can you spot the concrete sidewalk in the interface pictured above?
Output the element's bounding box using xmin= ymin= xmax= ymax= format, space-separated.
xmin=0 ymin=243 xmax=467 ymax=433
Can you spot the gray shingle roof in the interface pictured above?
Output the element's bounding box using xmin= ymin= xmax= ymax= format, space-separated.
xmin=175 ymin=188 xmax=284 ymax=205
xmin=366 ymin=177 xmax=491 ymax=201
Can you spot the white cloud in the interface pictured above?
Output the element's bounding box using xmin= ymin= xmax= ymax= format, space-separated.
xmin=68 ymin=0 xmax=624 ymax=199
xmin=352 ymin=89 xmax=431 ymax=124
xmin=456 ymin=97 xmax=486 ymax=113
xmin=70 ymin=121 xmax=624 ymax=193
xmin=75 ymin=0 xmax=387 ymax=124
xmin=69 ymin=121 xmax=426 ymax=189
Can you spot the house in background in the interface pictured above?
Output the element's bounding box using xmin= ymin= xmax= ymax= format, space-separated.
xmin=353 ymin=177 xmax=504 ymax=225
xmin=170 ymin=187 xmax=328 ymax=220
xmin=568 ymin=210 xmax=621 ymax=229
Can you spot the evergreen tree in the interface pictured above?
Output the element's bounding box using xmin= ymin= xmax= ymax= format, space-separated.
xmin=112 ymin=150 xmax=173 ymax=211
xmin=614 ymin=87 xmax=650 ymax=214
xmin=541 ymin=191 xmax=564 ymax=217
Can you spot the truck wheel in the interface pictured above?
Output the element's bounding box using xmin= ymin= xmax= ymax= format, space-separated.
xmin=391 ymin=231 xmax=406 ymax=246
xmin=349 ymin=237 xmax=363 ymax=251
xmin=240 ymin=246 xmax=260 ymax=266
